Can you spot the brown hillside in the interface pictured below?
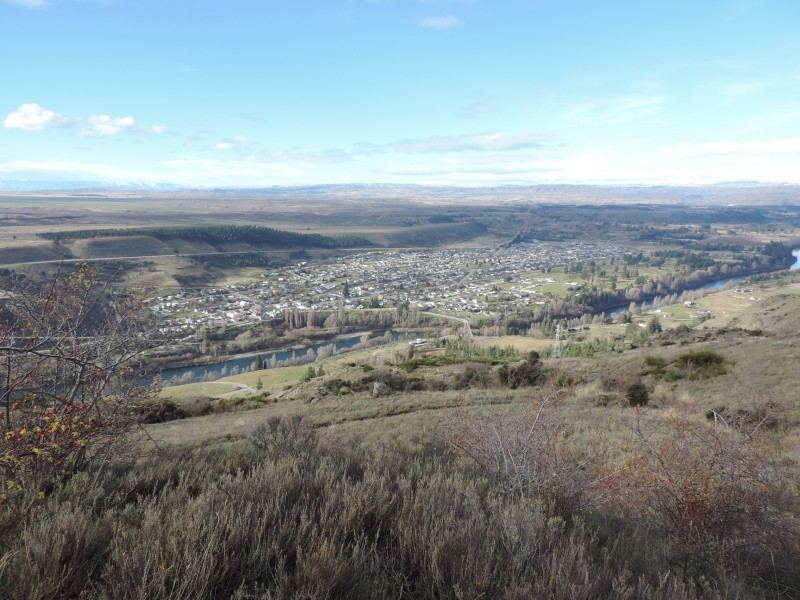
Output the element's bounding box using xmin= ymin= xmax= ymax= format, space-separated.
xmin=0 ymin=242 xmax=66 ymax=264
xmin=69 ymin=235 xmax=173 ymax=258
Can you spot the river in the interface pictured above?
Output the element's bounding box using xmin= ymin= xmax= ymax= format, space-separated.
xmin=163 ymin=330 xmax=408 ymax=384
xmin=672 ymin=248 xmax=800 ymax=290
xmin=607 ymin=248 xmax=800 ymax=315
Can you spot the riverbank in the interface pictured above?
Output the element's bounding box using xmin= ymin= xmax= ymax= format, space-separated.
xmin=162 ymin=329 xmax=427 ymax=384
xmin=598 ymin=249 xmax=800 ymax=316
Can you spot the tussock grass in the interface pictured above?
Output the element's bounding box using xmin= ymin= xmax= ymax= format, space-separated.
xmin=3 ymin=424 xmax=777 ymax=600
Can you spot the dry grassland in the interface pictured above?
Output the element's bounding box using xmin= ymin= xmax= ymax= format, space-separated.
xmin=150 ymin=291 xmax=800 ymax=476
xmin=471 ymin=335 xmax=553 ymax=352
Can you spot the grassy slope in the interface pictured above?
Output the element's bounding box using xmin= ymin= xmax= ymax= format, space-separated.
xmin=152 ymin=279 xmax=800 ymax=455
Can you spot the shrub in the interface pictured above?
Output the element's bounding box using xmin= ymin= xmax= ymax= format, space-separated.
xmin=497 ymin=352 xmax=545 ymax=389
xmin=674 ymin=349 xmax=726 ymax=379
xmin=675 ymin=349 xmax=724 ymax=368
xmin=140 ymin=398 xmax=187 ymax=423
xmin=608 ymin=410 xmax=800 ymax=586
xmin=0 ymin=265 xmax=161 ymax=502
xmin=444 ymin=386 xmax=602 ymax=514
xmin=626 ymin=381 xmax=650 ymax=407
xmin=452 ymin=362 xmax=494 ymax=389
xmin=0 ymin=427 xmax=791 ymax=598
xmin=644 ymin=355 xmax=666 ymax=368
xmin=247 ymin=414 xmax=317 ymax=459
xmin=646 ymin=315 xmax=663 ymax=334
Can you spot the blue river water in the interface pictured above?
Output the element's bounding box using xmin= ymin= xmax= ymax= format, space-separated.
xmin=163 ymin=331 xmax=406 ymax=384
xmin=607 ymin=248 xmax=800 ymax=315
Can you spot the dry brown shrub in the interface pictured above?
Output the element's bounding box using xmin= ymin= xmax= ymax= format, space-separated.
xmin=247 ymin=413 xmax=317 ymax=460
xmin=443 ymin=382 xmax=610 ymax=514
xmin=607 ymin=407 xmax=800 ymax=587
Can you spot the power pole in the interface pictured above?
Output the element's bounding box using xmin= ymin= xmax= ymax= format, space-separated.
xmin=552 ymin=323 xmax=561 ymax=359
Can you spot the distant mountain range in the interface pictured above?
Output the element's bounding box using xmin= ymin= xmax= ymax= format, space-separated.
xmin=1 ymin=181 xmax=799 ymax=205
xmin=0 ymin=180 xmax=186 ymax=192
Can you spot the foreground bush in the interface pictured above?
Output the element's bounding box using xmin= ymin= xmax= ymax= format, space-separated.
xmin=609 ymin=409 xmax=800 ymax=588
xmin=0 ymin=265 xmax=162 ymax=503
xmin=1 ymin=412 xmax=796 ymax=599
xmin=443 ymin=387 xmax=603 ymax=514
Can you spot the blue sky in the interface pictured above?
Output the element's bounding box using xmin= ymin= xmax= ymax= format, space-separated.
xmin=2 ymin=0 xmax=799 ymax=187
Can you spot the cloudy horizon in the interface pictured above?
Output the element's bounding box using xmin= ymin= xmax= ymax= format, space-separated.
xmin=3 ymin=1 xmax=799 ymax=188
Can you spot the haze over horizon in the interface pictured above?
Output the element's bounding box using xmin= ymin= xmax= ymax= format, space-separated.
xmin=2 ymin=0 xmax=799 ymax=188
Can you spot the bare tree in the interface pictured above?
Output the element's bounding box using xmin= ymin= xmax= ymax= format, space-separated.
xmin=0 ymin=264 xmax=163 ymax=497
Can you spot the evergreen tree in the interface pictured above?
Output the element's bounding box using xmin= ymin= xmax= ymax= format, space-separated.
xmin=647 ymin=315 xmax=663 ymax=334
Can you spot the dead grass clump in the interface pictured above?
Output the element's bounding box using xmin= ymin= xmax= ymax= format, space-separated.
xmin=574 ymin=380 xmax=626 ymax=408
xmin=649 ymin=383 xmax=677 ymax=407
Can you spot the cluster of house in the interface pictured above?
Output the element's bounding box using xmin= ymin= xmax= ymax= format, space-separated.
xmin=147 ymin=243 xmax=633 ymax=334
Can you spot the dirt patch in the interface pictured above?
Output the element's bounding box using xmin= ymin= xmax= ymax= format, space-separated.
xmin=218 ymin=242 xmax=260 ymax=252
xmin=733 ymin=292 xmax=800 ymax=334
xmin=167 ymin=239 xmax=218 ymax=254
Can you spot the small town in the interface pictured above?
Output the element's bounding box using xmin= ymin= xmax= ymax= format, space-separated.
xmin=146 ymin=242 xmax=635 ymax=335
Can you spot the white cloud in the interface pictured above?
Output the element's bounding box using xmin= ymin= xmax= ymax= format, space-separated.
xmin=79 ymin=114 xmax=138 ymax=135
xmin=725 ymin=81 xmax=769 ymax=97
xmin=158 ymin=157 xmax=321 ymax=186
xmin=671 ymin=138 xmax=800 ymax=156
xmin=677 ymin=59 xmax=750 ymax=71
xmin=733 ymin=108 xmax=800 ymax=137
xmin=278 ymin=148 xmax=353 ymax=164
xmin=4 ymin=104 xmax=164 ymax=135
xmin=214 ymin=135 xmax=249 ymax=151
xmin=0 ymin=159 xmax=134 ymax=179
xmin=378 ymin=164 xmax=559 ymax=178
xmin=390 ymin=132 xmax=547 ymax=153
xmin=568 ymin=96 xmax=665 ymax=126
xmin=3 ymin=103 xmax=72 ymax=131
xmin=0 ymin=0 xmax=49 ymax=7
xmin=418 ymin=15 xmax=462 ymax=29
